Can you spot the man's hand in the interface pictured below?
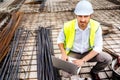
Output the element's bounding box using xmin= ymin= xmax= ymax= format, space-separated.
xmin=61 ymin=53 xmax=68 ymax=61
xmin=72 ymin=59 xmax=84 ymax=67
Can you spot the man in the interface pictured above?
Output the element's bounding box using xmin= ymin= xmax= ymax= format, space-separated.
xmin=57 ymin=0 xmax=112 ymax=80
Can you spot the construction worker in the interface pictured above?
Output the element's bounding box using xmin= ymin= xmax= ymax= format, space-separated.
xmin=57 ymin=0 xmax=112 ymax=80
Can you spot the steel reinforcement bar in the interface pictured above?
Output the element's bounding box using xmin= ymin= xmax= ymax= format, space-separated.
xmin=0 ymin=12 xmax=23 ymax=62
xmin=0 ymin=28 xmax=30 ymax=80
xmin=37 ymin=27 xmax=60 ymax=80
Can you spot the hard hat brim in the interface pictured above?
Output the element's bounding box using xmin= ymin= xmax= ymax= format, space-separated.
xmin=74 ymin=10 xmax=94 ymax=16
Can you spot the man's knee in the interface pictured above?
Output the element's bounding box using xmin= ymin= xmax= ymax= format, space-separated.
xmin=105 ymin=53 xmax=112 ymax=64
xmin=102 ymin=52 xmax=113 ymax=64
xmin=98 ymin=52 xmax=113 ymax=64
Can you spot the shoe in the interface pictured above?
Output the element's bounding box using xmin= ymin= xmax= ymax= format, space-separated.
xmin=90 ymin=71 xmax=100 ymax=80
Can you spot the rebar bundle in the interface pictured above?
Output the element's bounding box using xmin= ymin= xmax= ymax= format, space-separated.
xmin=0 ymin=28 xmax=30 ymax=80
xmin=37 ymin=27 xmax=60 ymax=80
xmin=0 ymin=12 xmax=23 ymax=62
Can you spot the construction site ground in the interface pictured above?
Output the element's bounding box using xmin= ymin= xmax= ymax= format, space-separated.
xmin=0 ymin=0 xmax=120 ymax=80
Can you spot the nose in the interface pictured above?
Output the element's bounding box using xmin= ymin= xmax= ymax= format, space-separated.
xmin=81 ymin=16 xmax=85 ymax=22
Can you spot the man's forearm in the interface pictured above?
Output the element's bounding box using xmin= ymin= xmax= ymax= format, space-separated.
xmin=58 ymin=43 xmax=68 ymax=60
xmin=58 ymin=43 xmax=66 ymax=54
xmin=82 ymin=50 xmax=98 ymax=62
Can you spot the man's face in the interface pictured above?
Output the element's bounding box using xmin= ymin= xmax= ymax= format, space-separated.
xmin=76 ymin=15 xmax=91 ymax=28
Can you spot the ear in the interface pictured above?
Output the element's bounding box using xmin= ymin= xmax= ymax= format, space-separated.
xmin=90 ymin=14 xmax=93 ymax=18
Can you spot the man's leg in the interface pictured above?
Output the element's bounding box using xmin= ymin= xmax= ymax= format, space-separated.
xmin=89 ymin=52 xmax=112 ymax=74
xmin=69 ymin=51 xmax=112 ymax=73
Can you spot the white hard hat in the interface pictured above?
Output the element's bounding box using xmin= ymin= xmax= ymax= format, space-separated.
xmin=74 ymin=0 xmax=94 ymax=15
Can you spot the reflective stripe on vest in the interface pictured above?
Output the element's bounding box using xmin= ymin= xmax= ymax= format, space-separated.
xmin=64 ymin=19 xmax=100 ymax=54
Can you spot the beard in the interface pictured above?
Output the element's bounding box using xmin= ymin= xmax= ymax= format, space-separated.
xmin=79 ymin=21 xmax=88 ymax=28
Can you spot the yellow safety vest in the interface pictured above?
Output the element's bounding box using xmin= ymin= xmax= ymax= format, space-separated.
xmin=64 ymin=19 xmax=100 ymax=54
